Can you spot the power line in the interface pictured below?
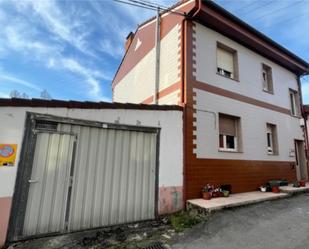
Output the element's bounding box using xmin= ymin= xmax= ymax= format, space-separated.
xmin=113 ymin=0 xmax=159 ymax=11
xmin=130 ymin=0 xmax=186 ymax=15
xmin=233 ymin=1 xmax=273 ymax=14
xmin=254 ymin=0 xmax=304 ymax=22
xmin=113 ymin=0 xmax=186 ymax=16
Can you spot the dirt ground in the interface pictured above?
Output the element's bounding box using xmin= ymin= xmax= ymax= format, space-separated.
xmin=5 ymin=211 xmax=205 ymax=249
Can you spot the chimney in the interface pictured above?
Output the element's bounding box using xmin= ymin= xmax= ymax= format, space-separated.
xmin=125 ymin=32 xmax=134 ymax=52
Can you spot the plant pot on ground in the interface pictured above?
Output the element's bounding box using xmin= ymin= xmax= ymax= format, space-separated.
xmin=202 ymin=192 xmax=212 ymax=200
xmin=259 ymin=186 xmax=267 ymax=192
xmin=222 ymin=190 xmax=230 ymax=197
xmin=202 ymin=183 xmax=214 ymax=200
xmin=299 ymin=180 xmax=306 ymax=187
xmin=293 ymin=181 xmax=300 ymax=188
xmin=272 ymin=185 xmax=280 ymax=193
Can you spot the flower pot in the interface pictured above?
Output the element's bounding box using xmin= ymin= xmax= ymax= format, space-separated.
xmin=202 ymin=192 xmax=212 ymax=200
xmin=272 ymin=186 xmax=280 ymax=193
xmin=300 ymin=180 xmax=306 ymax=187
xmin=212 ymin=191 xmax=221 ymax=198
xmin=260 ymin=187 xmax=267 ymax=192
xmin=222 ymin=190 xmax=229 ymax=197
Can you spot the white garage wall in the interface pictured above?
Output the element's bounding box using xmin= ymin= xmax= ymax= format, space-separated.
xmin=0 ymin=107 xmax=183 ymax=198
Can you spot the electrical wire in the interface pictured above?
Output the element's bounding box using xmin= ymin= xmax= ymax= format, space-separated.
xmin=254 ymin=0 xmax=304 ymax=22
xmin=113 ymin=0 xmax=186 ymax=16
xmin=113 ymin=0 xmax=159 ymax=11
xmin=129 ymin=0 xmax=186 ymax=15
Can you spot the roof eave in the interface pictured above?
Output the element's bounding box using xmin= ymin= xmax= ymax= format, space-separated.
xmin=194 ymin=0 xmax=309 ymax=75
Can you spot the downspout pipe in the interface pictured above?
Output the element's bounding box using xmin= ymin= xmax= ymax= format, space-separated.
xmin=181 ymin=0 xmax=201 ymax=207
xmin=154 ymin=7 xmax=161 ymax=104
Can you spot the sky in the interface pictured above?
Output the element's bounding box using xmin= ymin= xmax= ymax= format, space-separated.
xmin=0 ymin=0 xmax=308 ymax=103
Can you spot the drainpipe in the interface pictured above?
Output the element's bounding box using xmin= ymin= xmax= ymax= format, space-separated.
xmin=154 ymin=7 xmax=161 ymax=104
xmin=182 ymin=0 xmax=201 ymax=207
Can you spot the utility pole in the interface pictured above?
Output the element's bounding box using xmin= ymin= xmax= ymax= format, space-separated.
xmin=154 ymin=6 xmax=161 ymax=104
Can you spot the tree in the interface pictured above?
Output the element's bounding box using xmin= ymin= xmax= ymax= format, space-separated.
xmin=9 ymin=90 xmax=29 ymax=99
xmin=40 ymin=89 xmax=52 ymax=100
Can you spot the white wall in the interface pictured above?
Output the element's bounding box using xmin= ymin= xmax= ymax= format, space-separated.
xmin=193 ymin=22 xmax=299 ymax=109
xmin=114 ymin=24 xmax=181 ymax=104
xmin=193 ymin=89 xmax=303 ymax=160
xmin=0 ymin=107 xmax=183 ymax=198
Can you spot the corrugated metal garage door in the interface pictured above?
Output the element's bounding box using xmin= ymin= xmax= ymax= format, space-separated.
xmin=23 ymin=132 xmax=76 ymax=236
xmin=22 ymin=122 xmax=157 ymax=237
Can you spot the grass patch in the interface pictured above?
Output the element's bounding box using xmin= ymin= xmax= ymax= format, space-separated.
xmin=170 ymin=211 xmax=206 ymax=232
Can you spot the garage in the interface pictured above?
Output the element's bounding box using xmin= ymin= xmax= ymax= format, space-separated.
xmin=0 ymin=99 xmax=183 ymax=245
xmin=9 ymin=112 xmax=159 ymax=240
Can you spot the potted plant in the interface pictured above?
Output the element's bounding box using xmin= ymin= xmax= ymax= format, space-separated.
xmin=259 ymin=185 xmax=267 ymax=192
xmin=293 ymin=181 xmax=300 ymax=188
xmin=212 ymin=187 xmax=223 ymax=198
xmin=299 ymin=179 xmax=306 ymax=187
xmin=202 ymin=184 xmax=214 ymax=200
xmin=271 ymin=183 xmax=280 ymax=193
xmin=222 ymin=190 xmax=230 ymax=197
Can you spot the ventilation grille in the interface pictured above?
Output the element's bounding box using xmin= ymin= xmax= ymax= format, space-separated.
xmin=35 ymin=121 xmax=58 ymax=131
xmin=142 ymin=242 xmax=166 ymax=249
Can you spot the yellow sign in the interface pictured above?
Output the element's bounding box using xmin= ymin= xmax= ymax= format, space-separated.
xmin=0 ymin=144 xmax=17 ymax=166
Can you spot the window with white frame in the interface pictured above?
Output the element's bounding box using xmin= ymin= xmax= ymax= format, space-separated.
xmin=217 ymin=43 xmax=238 ymax=80
xmin=262 ymin=64 xmax=273 ymax=93
xmin=219 ymin=114 xmax=240 ymax=152
xmin=289 ymin=89 xmax=299 ymax=116
xmin=266 ymin=123 xmax=278 ymax=155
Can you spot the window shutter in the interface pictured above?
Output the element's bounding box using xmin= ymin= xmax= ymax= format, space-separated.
xmin=219 ymin=115 xmax=236 ymax=136
xmin=217 ymin=47 xmax=234 ymax=74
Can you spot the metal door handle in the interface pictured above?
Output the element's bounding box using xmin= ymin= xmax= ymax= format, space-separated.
xmin=28 ymin=179 xmax=39 ymax=183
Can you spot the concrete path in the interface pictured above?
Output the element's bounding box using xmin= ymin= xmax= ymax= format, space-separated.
xmin=172 ymin=194 xmax=309 ymax=249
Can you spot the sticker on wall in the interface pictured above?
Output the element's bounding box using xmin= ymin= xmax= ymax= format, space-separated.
xmin=0 ymin=144 xmax=17 ymax=166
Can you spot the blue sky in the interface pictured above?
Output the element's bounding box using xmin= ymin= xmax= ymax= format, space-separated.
xmin=0 ymin=0 xmax=308 ymax=103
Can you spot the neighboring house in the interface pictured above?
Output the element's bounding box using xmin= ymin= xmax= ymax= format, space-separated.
xmin=113 ymin=0 xmax=309 ymax=200
xmin=0 ymin=99 xmax=183 ymax=246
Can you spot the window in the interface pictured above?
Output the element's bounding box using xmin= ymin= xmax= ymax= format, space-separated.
xmin=219 ymin=114 xmax=241 ymax=152
xmin=266 ymin=123 xmax=278 ymax=155
xmin=289 ymin=89 xmax=300 ymax=116
xmin=217 ymin=43 xmax=238 ymax=80
xmin=262 ymin=64 xmax=273 ymax=93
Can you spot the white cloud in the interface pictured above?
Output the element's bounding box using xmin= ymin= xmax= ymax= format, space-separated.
xmin=12 ymin=0 xmax=94 ymax=57
xmin=0 ymin=74 xmax=41 ymax=92
xmin=99 ymin=39 xmax=124 ymax=59
xmin=0 ymin=0 xmax=113 ymax=101
xmin=47 ymin=57 xmax=111 ymax=100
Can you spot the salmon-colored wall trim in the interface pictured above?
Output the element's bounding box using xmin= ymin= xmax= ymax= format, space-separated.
xmin=192 ymin=80 xmax=291 ymax=115
xmin=141 ymin=81 xmax=181 ymax=104
xmin=142 ymin=96 xmax=154 ymax=104
xmin=0 ymin=197 xmax=12 ymax=247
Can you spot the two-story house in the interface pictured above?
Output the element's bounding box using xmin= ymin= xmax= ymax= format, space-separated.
xmin=113 ymin=0 xmax=309 ymax=201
